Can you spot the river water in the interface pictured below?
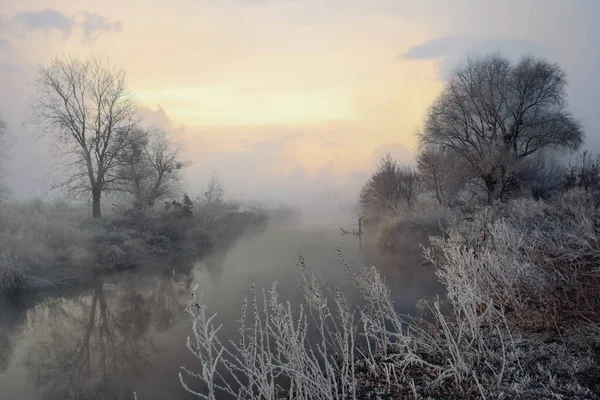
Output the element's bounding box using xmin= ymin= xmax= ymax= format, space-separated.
xmin=0 ymin=216 xmax=443 ymax=399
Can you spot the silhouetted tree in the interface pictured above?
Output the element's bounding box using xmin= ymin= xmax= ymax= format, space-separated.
xmin=564 ymin=151 xmax=600 ymax=207
xmin=117 ymin=127 xmax=183 ymax=209
xmin=164 ymin=193 xmax=194 ymax=218
xmin=420 ymin=54 xmax=583 ymax=202
xmin=29 ymin=56 xmax=137 ymax=217
xmin=196 ymin=172 xmax=225 ymax=224
xmin=360 ymin=154 xmax=421 ymax=214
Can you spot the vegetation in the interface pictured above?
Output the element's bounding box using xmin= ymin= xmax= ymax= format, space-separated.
xmin=0 ymin=188 xmax=267 ymax=294
xmin=29 ymin=56 xmax=138 ymax=218
xmin=178 ymin=53 xmax=600 ymax=399
xmin=0 ymin=55 xmax=273 ymax=294
xmin=3 ymin=48 xmax=598 ymax=398
xmin=359 ymin=154 xmax=422 ymax=220
xmin=115 ymin=126 xmax=185 ymax=210
xmin=419 ymin=54 xmax=583 ymax=203
xmin=181 ymin=193 xmax=600 ymax=399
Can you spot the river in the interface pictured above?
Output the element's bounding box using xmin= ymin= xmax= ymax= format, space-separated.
xmin=0 ymin=215 xmax=443 ymax=400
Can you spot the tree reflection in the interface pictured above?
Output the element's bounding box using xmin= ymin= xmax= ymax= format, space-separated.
xmin=0 ymin=296 xmax=28 ymax=373
xmin=23 ymin=260 xmax=196 ymax=400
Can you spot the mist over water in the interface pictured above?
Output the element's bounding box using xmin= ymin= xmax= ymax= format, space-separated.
xmin=0 ymin=212 xmax=441 ymax=400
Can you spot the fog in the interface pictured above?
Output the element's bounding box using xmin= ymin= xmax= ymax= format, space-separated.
xmin=2 ymin=1 xmax=600 ymax=398
xmin=2 ymin=0 xmax=600 ymax=208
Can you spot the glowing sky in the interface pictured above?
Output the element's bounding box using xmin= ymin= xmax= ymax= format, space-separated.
xmin=1 ymin=0 xmax=599 ymax=203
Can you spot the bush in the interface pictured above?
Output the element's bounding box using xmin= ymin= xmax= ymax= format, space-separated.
xmin=0 ymin=255 xmax=28 ymax=293
xmin=180 ymin=250 xmax=599 ymax=399
xmin=0 ymin=196 xmax=267 ymax=293
xmin=564 ymin=151 xmax=600 ymax=207
xmin=425 ymin=189 xmax=600 ymax=329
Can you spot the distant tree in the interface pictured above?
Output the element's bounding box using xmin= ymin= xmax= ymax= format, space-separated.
xmin=417 ymin=145 xmax=467 ymax=205
xmin=29 ymin=56 xmax=137 ymax=218
xmin=164 ymin=193 xmax=194 ymax=218
xmin=117 ymin=127 xmax=183 ymax=210
xmin=420 ymin=54 xmax=583 ymax=202
xmin=395 ymin=165 xmax=422 ymax=209
xmin=196 ymin=172 xmax=225 ymax=223
xmin=564 ymin=151 xmax=600 ymax=196
xmin=360 ymin=154 xmax=421 ymax=214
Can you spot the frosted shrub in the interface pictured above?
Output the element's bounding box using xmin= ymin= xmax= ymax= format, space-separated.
xmin=0 ymin=253 xmax=28 ymax=293
xmin=426 ymin=189 xmax=600 ymax=327
xmin=181 ymin=252 xmax=575 ymax=399
xmin=181 ymin=192 xmax=600 ymax=398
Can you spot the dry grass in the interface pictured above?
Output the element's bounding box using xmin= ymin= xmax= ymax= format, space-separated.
xmin=180 ymin=237 xmax=600 ymax=399
xmin=426 ymin=188 xmax=600 ymax=330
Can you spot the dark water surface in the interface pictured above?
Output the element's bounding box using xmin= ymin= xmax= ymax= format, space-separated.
xmin=0 ymin=218 xmax=443 ymax=399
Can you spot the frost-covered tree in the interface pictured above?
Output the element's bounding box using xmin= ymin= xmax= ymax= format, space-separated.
xmin=420 ymin=54 xmax=583 ymax=202
xmin=116 ymin=127 xmax=183 ymax=210
xmin=360 ymin=154 xmax=421 ymax=215
xmin=417 ymin=145 xmax=467 ymax=205
xmin=29 ymin=56 xmax=137 ymax=217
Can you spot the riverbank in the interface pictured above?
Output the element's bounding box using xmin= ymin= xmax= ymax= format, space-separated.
xmin=0 ymin=215 xmax=438 ymax=400
xmin=180 ymin=189 xmax=600 ymax=399
xmin=0 ymin=198 xmax=268 ymax=293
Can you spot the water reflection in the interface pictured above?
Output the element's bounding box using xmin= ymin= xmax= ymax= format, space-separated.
xmin=20 ymin=260 xmax=198 ymax=400
xmin=0 ymin=296 xmax=25 ymax=373
xmin=0 ymin=222 xmax=442 ymax=400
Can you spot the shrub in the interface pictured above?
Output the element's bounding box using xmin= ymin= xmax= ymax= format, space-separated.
xmin=179 ymin=250 xmax=599 ymax=399
xmin=425 ymin=189 xmax=600 ymax=329
xmin=0 ymin=255 xmax=28 ymax=293
xmin=0 ymin=196 xmax=266 ymax=293
xmin=564 ymin=151 xmax=600 ymax=207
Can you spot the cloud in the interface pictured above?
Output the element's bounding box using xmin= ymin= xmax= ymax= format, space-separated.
xmin=0 ymin=9 xmax=121 ymax=42
xmin=401 ymin=37 xmax=553 ymax=78
xmin=81 ymin=13 xmax=122 ymax=42
xmin=402 ymin=37 xmax=473 ymax=60
xmin=14 ymin=9 xmax=74 ymax=35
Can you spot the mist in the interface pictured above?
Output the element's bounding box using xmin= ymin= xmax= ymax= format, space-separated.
xmin=2 ymin=1 xmax=600 ymax=399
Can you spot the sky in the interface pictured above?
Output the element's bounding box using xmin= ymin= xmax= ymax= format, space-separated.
xmin=1 ymin=0 xmax=599 ymax=206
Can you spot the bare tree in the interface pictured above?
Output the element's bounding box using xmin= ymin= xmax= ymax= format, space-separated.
xmin=396 ymin=164 xmax=422 ymax=208
xmin=360 ymin=154 xmax=421 ymax=215
xmin=117 ymin=127 xmax=183 ymax=210
xmin=564 ymin=151 xmax=600 ymax=206
xmin=420 ymin=54 xmax=583 ymax=202
xmin=360 ymin=154 xmax=402 ymax=213
xmin=29 ymin=56 xmax=137 ymax=217
xmin=196 ymin=172 xmax=225 ymax=223
xmin=417 ymin=145 xmax=468 ymax=205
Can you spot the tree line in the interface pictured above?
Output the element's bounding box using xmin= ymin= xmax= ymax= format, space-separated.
xmin=361 ymin=53 xmax=597 ymax=215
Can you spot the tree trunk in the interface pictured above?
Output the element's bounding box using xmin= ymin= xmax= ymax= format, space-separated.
xmin=484 ymin=176 xmax=503 ymax=204
xmin=92 ymin=186 xmax=102 ymax=218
